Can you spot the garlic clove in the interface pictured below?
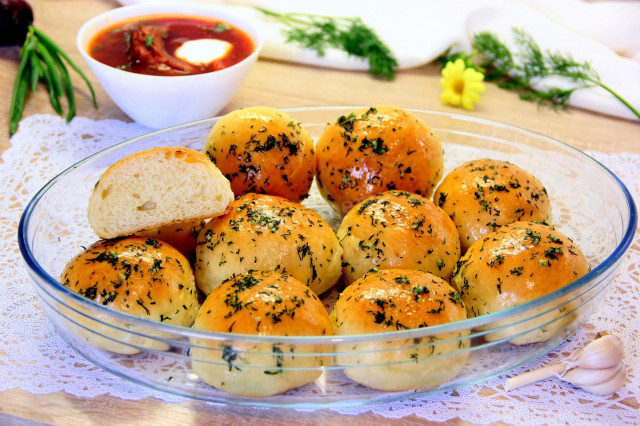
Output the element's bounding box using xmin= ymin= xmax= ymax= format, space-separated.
xmin=567 ymin=334 xmax=624 ymax=370
xmin=580 ymin=364 xmax=627 ymax=395
xmin=505 ymin=363 xmax=566 ymax=391
xmin=505 ymin=333 xmax=626 ymax=394
xmin=561 ymin=362 xmax=623 ymax=387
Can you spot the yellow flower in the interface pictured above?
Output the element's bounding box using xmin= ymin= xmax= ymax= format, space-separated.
xmin=440 ymin=59 xmax=486 ymax=110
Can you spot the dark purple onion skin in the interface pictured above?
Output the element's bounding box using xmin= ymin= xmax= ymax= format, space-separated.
xmin=0 ymin=0 xmax=34 ymax=46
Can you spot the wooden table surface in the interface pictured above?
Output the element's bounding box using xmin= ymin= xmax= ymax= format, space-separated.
xmin=0 ymin=1 xmax=638 ymax=425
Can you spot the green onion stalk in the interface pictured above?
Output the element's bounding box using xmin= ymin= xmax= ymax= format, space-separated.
xmin=9 ymin=26 xmax=98 ymax=135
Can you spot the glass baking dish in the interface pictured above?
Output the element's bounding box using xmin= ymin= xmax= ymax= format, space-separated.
xmin=18 ymin=107 xmax=636 ymax=408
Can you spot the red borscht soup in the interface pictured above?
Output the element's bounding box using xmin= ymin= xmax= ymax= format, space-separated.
xmin=89 ymin=14 xmax=254 ymax=76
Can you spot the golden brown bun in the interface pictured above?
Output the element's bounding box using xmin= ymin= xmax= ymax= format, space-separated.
xmin=204 ymin=107 xmax=315 ymax=202
xmin=136 ymin=219 xmax=205 ymax=260
xmin=60 ymin=236 xmax=199 ymax=354
xmin=337 ymin=190 xmax=460 ymax=285
xmin=316 ymin=106 xmax=443 ymax=215
xmin=330 ymin=269 xmax=469 ymax=391
xmin=88 ymin=147 xmax=233 ymax=239
xmin=434 ymin=159 xmax=551 ymax=253
xmin=190 ymin=271 xmax=332 ymax=397
xmin=451 ymin=221 xmax=590 ymax=344
xmin=194 ymin=193 xmax=342 ymax=296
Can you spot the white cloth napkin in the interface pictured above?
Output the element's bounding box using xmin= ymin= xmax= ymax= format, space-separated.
xmin=117 ymin=0 xmax=640 ymax=121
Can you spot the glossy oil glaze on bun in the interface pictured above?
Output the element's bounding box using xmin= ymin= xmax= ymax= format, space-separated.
xmin=337 ymin=190 xmax=460 ymax=285
xmin=204 ymin=106 xmax=315 ymax=202
xmin=194 ymin=193 xmax=342 ymax=296
xmin=331 ymin=269 xmax=469 ymax=391
xmin=316 ymin=106 xmax=444 ymax=215
xmin=434 ymin=158 xmax=551 ymax=253
xmin=60 ymin=236 xmax=199 ymax=353
xmin=451 ymin=221 xmax=590 ymax=344
xmin=190 ymin=270 xmax=332 ymax=397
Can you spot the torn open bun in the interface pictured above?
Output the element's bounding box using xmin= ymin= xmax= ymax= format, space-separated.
xmin=88 ymin=147 xmax=233 ymax=239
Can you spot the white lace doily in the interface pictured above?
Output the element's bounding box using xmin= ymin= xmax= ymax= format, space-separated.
xmin=1 ymin=114 xmax=638 ymax=423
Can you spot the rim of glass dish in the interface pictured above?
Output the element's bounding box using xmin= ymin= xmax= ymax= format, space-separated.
xmin=17 ymin=106 xmax=638 ymax=345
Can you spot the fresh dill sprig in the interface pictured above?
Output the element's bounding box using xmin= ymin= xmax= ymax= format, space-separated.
xmin=256 ymin=8 xmax=398 ymax=80
xmin=473 ymin=29 xmax=587 ymax=109
xmin=469 ymin=28 xmax=639 ymax=118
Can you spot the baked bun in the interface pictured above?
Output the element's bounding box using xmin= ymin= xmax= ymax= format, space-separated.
xmin=137 ymin=219 xmax=205 ymax=260
xmin=190 ymin=271 xmax=332 ymax=397
xmin=88 ymin=147 xmax=233 ymax=239
xmin=330 ymin=269 xmax=469 ymax=391
xmin=337 ymin=190 xmax=460 ymax=285
xmin=194 ymin=193 xmax=342 ymax=296
xmin=204 ymin=106 xmax=315 ymax=202
xmin=451 ymin=221 xmax=590 ymax=344
xmin=434 ymin=158 xmax=551 ymax=253
xmin=316 ymin=106 xmax=443 ymax=215
xmin=60 ymin=236 xmax=199 ymax=354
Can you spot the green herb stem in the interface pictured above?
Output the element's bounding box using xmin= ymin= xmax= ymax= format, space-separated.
xmin=34 ymin=42 xmax=62 ymax=91
xmin=10 ymin=34 xmax=36 ymax=118
xmin=9 ymin=67 xmax=31 ymax=134
xmin=35 ymin=58 xmax=62 ymax=114
xmin=50 ymin=48 xmax=76 ymax=122
xmin=256 ymin=8 xmax=308 ymax=26
xmin=32 ymin=27 xmax=98 ymax=108
xmin=588 ymin=78 xmax=640 ymax=120
xmin=529 ymin=70 xmax=639 ymax=119
xmin=28 ymin=53 xmax=39 ymax=92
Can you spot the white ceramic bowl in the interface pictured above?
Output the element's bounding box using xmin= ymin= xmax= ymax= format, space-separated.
xmin=76 ymin=4 xmax=263 ymax=129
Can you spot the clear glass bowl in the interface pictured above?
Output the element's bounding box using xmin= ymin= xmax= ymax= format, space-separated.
xmin=18 ymin=107 xmax=636 ymax=408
